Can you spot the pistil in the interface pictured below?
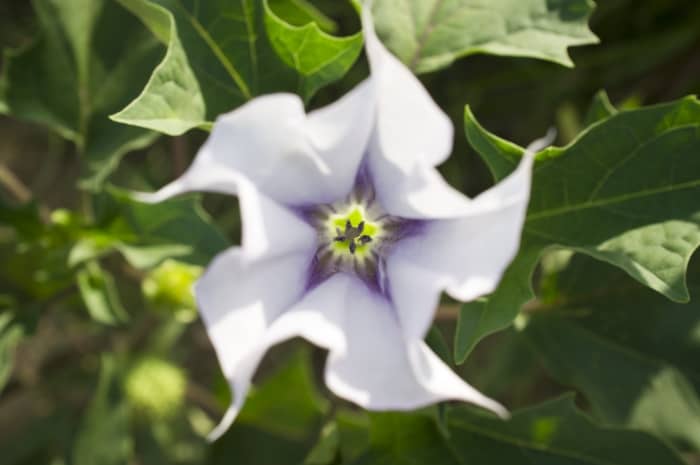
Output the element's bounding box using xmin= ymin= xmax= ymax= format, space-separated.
xmin=333 ymin=220 xmax=373 ymax=254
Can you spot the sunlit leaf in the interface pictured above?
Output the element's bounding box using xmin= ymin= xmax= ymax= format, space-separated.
xmin=456 ymin=97 xmax=700 ymax=360
xmin=264 ymin=0 xmax=363 ymax=101
xmin=267 ymin=0 xmax=337 ymax=32
xmin=113 ymin=0 xmax=362 ymax=136
xmin=372 ymin=0 xmax=599 ymax=73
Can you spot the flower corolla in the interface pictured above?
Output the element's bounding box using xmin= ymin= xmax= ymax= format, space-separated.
xmin=138 ymin=6 xmax=551 ymax=440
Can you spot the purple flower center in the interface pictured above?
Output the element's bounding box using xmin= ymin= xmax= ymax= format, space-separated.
xmin=299 ymin=170 xmax=424 ymax=296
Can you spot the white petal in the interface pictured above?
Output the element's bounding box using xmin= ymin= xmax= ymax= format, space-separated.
xmin=359 ymin=8 xmax=471 ymax=219
xmin=204 ymin=270 xmax=506 ymax=440
xmin=306 ymin=79 xmax=375 ymax=197
xmin=265 ymin=273 xmax=351 ymax=351
xmin=362 ymin=6 xmax=452 ymax=167
xmin=407 ymin=341 xmax=508 ymax=418
xmin=385 ymin=253 xmax=446 ymax=339
xmin=236 ymin=177 xmax=317 ymax=260
xmin=196 ymin=181 xmax=318 ymax=441
xmin=390 ymin=153 xmax=535 ymax=324
xmin=137 ymin=90 xmax=373 ymax=206
xmin=196 ymin=248 xmax=312 ymax=441
xmin=382 ymin=131 xmax=555 ymax=336
xmin=367 ymin=135 xmax=473 ymax=218
xmin=323 ymin=275 xmax=506 ymax=416
xmin=202 ymin=273 xmax=353 ymax=441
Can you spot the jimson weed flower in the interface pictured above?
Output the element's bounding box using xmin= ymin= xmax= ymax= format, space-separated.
xmin=138 ymin=5 xmax=551 ymax=439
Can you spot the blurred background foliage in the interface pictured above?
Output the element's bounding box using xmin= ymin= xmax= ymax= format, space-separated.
xmin=0 ymin=0 xmax=699 ymax=464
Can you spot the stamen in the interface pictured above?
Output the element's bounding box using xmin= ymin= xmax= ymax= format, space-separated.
xmin=358 ymin=235 xmax=372 ymax=245
xmin=306 ymin=189 xmax=424 ymax=294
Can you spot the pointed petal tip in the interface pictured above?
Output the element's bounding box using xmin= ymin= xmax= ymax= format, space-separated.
xmin=129 ymin=190 xmax=167 ymax=204
xmin=525 ymin=127 xmax=557 ymax=156
xmin=129 ymin=178 xmax=190 ymax=204
xmin=206 ymin=404 xmax=241 ymax=442
xmin=487 ymin=399 xmax=511 ymax=420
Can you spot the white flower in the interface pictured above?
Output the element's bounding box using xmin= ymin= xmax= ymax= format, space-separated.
xmin=138 ymin=6 xmax=551 ymax=440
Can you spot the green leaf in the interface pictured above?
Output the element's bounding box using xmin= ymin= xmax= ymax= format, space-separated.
xmin=523 ymin=255 xmax=700 ymax=451
xmin=454 ymin=245 xmax=543 ymax=362
xmin=0 ymin=203 xmax=75 ymax=299
xmin=0 ymin=309 xmax=25 ymax=394
xmin=263 ymin=0 xmax=363 ymax=101
xmin=0 ymin=200 xmax=44 ymax=238
xmin=72 ymin=355 xmax=133 ymax=465
xmin=304 ymin=422 xmax=340 ymax=465
xmin=371 ymin=0 xmax=599 ymax=74
xmin=1 ymin=0 xmax=163 ymax=186
xmin=0 ymin=411 xmax=73 ymax=465
xmin=267 ymin=0 xmax=337 ymax=33
xmin=237 ymin=348 xmax=329 ymax=437
xmin=0 ymin=76 xmax=7 ymax=114
xmin=210 ymin=348 xmax=328 ymax=465
xmin=90 ymin=189 xmax=228 ymax=269
xmin=336 ymin=410 xmax=370 ymax=463
xmin=113 ymin=0 xmax=362 ymax=136
xmin=583 ymin=89 xmax=618 ymax=127
xmin=353 ymin=397 xmax=685 ymax=465
xmin=77 ymin=260 xmax=129 ymax=325
xmin=110 ymin=0 xmax=206 ymax=135
xmin=426 ymin=325 xmax=452 ymax=365
xmin=457 ymin=97 xmax=700 ymax=360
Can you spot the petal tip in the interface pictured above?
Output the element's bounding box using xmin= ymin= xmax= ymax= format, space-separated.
xmin=206 ymin=403 xmax=242 ymax=443
xmin=129 ymin=190 xmax=166 ymax=204
xmin=525 ymin=127 xmax=557 ymax=156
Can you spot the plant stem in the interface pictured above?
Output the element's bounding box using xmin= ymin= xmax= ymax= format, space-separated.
xmin=0 ymin=162 xmax=31 ymax=203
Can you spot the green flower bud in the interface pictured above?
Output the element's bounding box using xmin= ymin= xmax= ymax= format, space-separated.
xmin=124 ymin=357 xmax=187 ymax=421
xmin=50 ymin=208 xmax=74 ymax=227
xmin=142 ymin=259 xmax=202 ymax=321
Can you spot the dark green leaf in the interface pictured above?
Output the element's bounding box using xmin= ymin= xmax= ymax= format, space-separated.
xmin=0 ymin=200 xmax=44 ymax=238
xmin=426 ymin=325 xmax=452 ymax=365
xmin=91 ymin=189 xmax=228 ymax=269
xmin=0 ymin=411 xmax=74 ymax=465
xmin=304 ymin=422 xmax=340 ymax=465
xmin=210 ymin=348 xmax=328 ymax=465
xmin=353 ymin=397 xmax=685 ymax=464
xmin=0 ymin=205 xmax=76 ymax=299
xmin=454 ymin=245 xmax=543 ymax=362
xmin=457 ymin=97 xmax=700 ymax=359
xmin=336 ymin=410 xmax=370 ymax=464
xmin=113 ymin=0 xmax=361 ymax=136
xmin=372 ymin=0 xmax=599 ymax=74
xmin=72 ymin=355 xmax=133 ymax=465
xmin=77 ymin=260 xmax=129 ymax=325
xmin=583 ymin=89 xmax=618 ymax=127
xmin=1 ymin=0 xmax=162 ymax=186
xmin=0 ymin=309 xmax=25 ymax=393
xmin=0 ymin=75 xmax=7 ymax=114
xmin=238 ymin=348 xmax=329 ymax=436
xmin=523 ymin=254 xmax=700 ymax=451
